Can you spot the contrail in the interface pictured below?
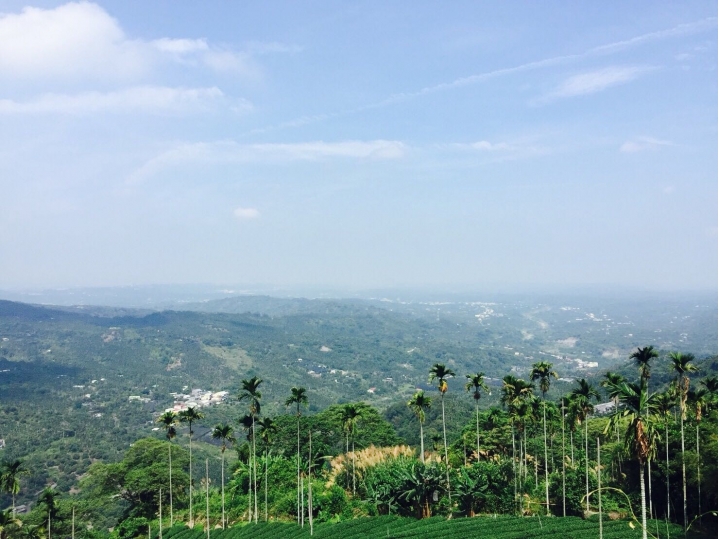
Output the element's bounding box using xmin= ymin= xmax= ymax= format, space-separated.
xmin=242 ymin=17 xmax=716 ymax=136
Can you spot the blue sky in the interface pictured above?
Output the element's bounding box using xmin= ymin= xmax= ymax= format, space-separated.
xmin=0 ymin=1 xmax=717 ymax=291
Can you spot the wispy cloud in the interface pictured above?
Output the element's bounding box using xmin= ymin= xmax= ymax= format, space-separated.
xmin=0 ymin=86 xmax=245 ymax=115
xmin=233 ymin=207 xmax=260 ymax=220
xmin=543 ymin=65 xmax=654 ymax=100
xmin=447 ymin=139 xmax=549 ymax=161
xmin=246 ymin=18 xmax=715 ymax=135
xmin=128 ymin=140 xmax=407 ymax=183
xmin=620 ymin=136 xmax=674 ymax=153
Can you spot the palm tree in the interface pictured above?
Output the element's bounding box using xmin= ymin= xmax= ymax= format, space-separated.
xmin=530 ymin=361 xmax=557 ymax=516
xmin=606 ymin=381 xmax=659 ymax=539
xmin=285 ymin=386 xmax=308 ymax=526
xmin=211 ymin=424 xmax=235 ymax=528
xmin=631 ymin=346 xmax=658 ymax=384
xmin=687 ymin=387 xmax=709 ymax=517
xmin=501 ymin=375 xmax=534 ymax=514
xmin=157 ymin=411 xmax=177 ymax=526
xmin=631 ymin=346 xmax=658 ymax=519
xmin=655 ymin=389 xmax=674 ymax=527
xmin=257 ymin=417 xmax=277 ymax=522
xmin=0 ymin=508 xmax=21 ymax=539
xmin=670 ymin=351 xmax=696 ymax=530
xmin=0 ymin=460 xmax=26 ymax=518
xmin=407 ymin=391 xmax=432 ymax=463
xmin=237 ymin=414 xmax=255 ymax=522
xmin=570 ymin=378 xmax=600 ymax=514
xmin=465 ymin=372 xmax=489 ymax=462
xmin=340 ymin=403 xmax=365 ymax=496
xmin=238 ymin=377 xmax=262 ymax=523
xmin=429 ymin=363 xmax=456 ymax=506
xmin=178 ymin=406 xmax=204 ymax=526
xmin=38 ymin=488 xmax=59 ymax=539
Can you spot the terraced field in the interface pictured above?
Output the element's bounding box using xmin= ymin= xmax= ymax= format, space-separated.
xmin=155 ymin=515 xmax=684 ymax=539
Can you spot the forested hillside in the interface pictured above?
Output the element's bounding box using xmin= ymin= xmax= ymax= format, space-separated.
xmin=0 ymin=294 xmax=716 ymax=538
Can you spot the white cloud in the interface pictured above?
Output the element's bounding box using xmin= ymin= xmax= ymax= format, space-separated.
xmin=128 ymin=140 xmax=407 ymax=184
xmin=0 ymin=86 xmax=240 ymax=115
xmin=620 ymin=136 xmax=674 ymax=153
xmin=152 ymin=38 xmax=209 ymax=54
xmin=234 ymin=207 xmax=260 ymax=220
xmin=0 ymin=2 xmax=147 ymax=80
xmin=0 ymin=2 xmax=257 ymax=81
xmin=550 ymin=66 xmax=653 ymax=99
xmin=467 ymin=141 xmax=514 ymax=152
xmin=448 ymin=139 xmax=548 ymax=160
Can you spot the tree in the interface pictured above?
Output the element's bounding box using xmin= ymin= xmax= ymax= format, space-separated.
xmin=407 ymin=391 xmax=432 ymax=463
xmin=687 ymin=387 xmax=709 ymax=517
xmin=501 ymin=375 xmax=534 ymax=514
xmin=238 ymin=377 xmax=262 ymax=523
xmin=0 ymin=509 xmax=21 ymax=539
xmin=631 ymin=346 xmax=658 ymax=384
xmin=257 ymin=417 xmax=277 ymax=522
xmin=0 ymin=460 xmax=26 ymax=518
xmin=82 ymin=437 xmax=189 ymax=522
xmin=157 ymin=411 xmax=177 ymax=526
xmin=570 ymin=378 xmax=600 ymax=514
xmin=655 ymin=389 xmax=675 ymax=526
xmin=38 ymin=488 xmax=60 ymax=539
xmin=530 ymin=361 xmax=557 ymax=516
xmin=285 ymin=386 xmax=308 ymax=526
xmin=340 ymin=403 xmax=365 ymax=496
xmin=670 ymin=351 xmax=696 ymax=530
xmin=606 ymin=381 xmax=659 ymax=539
xmin=178 ymin=406 xmax=204 ymax=526
xmin=429 ymin=363 xmax=456 ymax=507
xmin=465 ymin=372 xmax=489 ymax=462
xmin=237 ymin=414 xmax=255 ymax=522
xmin=211 ymin=423 xmax=235 ymax=528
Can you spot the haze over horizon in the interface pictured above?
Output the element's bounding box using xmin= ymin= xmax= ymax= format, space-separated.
xmin=1 ymin=2 xmax=717 ymax=291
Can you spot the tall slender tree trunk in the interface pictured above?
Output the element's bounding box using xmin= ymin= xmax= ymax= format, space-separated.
xmin=296 ymin=418 xmax=301 ymax=526
xmin=597 ymin=438 xmax=602 ymax=539
xmin=523 ymin=427 xmax=528 ymax=483
xmin=696 ymin=422 xmax=701 ymax=515
xmin=419 ymin=420 xmax=425 ymax=464
xmin=159 ymin=490 xmax=162 ymax=539
xmin=640 ymin=462 xmax=648 ymax=539
xmin=189 ymin=430 xmax=193 ymax=526
xmin=585 ymin=419 xmax=589 ymax=514
xmin=252 ymin=416 xmax=258 ymax=523
xmin=205 ymin=459 xmax=209 ymax=539
xmin=512 ymin=424 xmax=518 ymax=515
xmin=562 ymin=401 xmax=566 ymax=517
xmin=169 ymin=444 xmax=174 ymax=527
xmin=300 ymin=474 xmax=304 ymax=528
xmin=648 ymin=459 xmax=653 ymax=520
xmin=475 ymin=402 xmax=480 ymax=459
xmin=221 ymin=449 xmax=225 ymax=528
xmin=352 ymin=436 xmax=356 ymax=496
xmin=680 ymin=411 xmax=687 ymax=530
xmin=308 ymin=429 xmax=313 ymax=535
xmin=543 ymin=400 xmax=549 ymax=515
xmin=248 ymin=454 xmax=252 ymax=522
xmin=441 ymin=394 xmax=451 ymax=507
xmin=665 ymin=421 xmax=670 ymax=531
xmin=265 ymin=448 xmax=269 ymax=522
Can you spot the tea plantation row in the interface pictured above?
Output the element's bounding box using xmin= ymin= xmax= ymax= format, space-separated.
xmin=154 ymin=515 xmax=683 ymax=539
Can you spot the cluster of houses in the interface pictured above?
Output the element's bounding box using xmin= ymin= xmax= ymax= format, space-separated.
xmin=164 ymin=387 xmax=230 ymax=413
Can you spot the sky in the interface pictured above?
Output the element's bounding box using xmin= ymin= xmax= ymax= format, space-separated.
xmin=0 ymin=1 xmax=717 ymax=293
